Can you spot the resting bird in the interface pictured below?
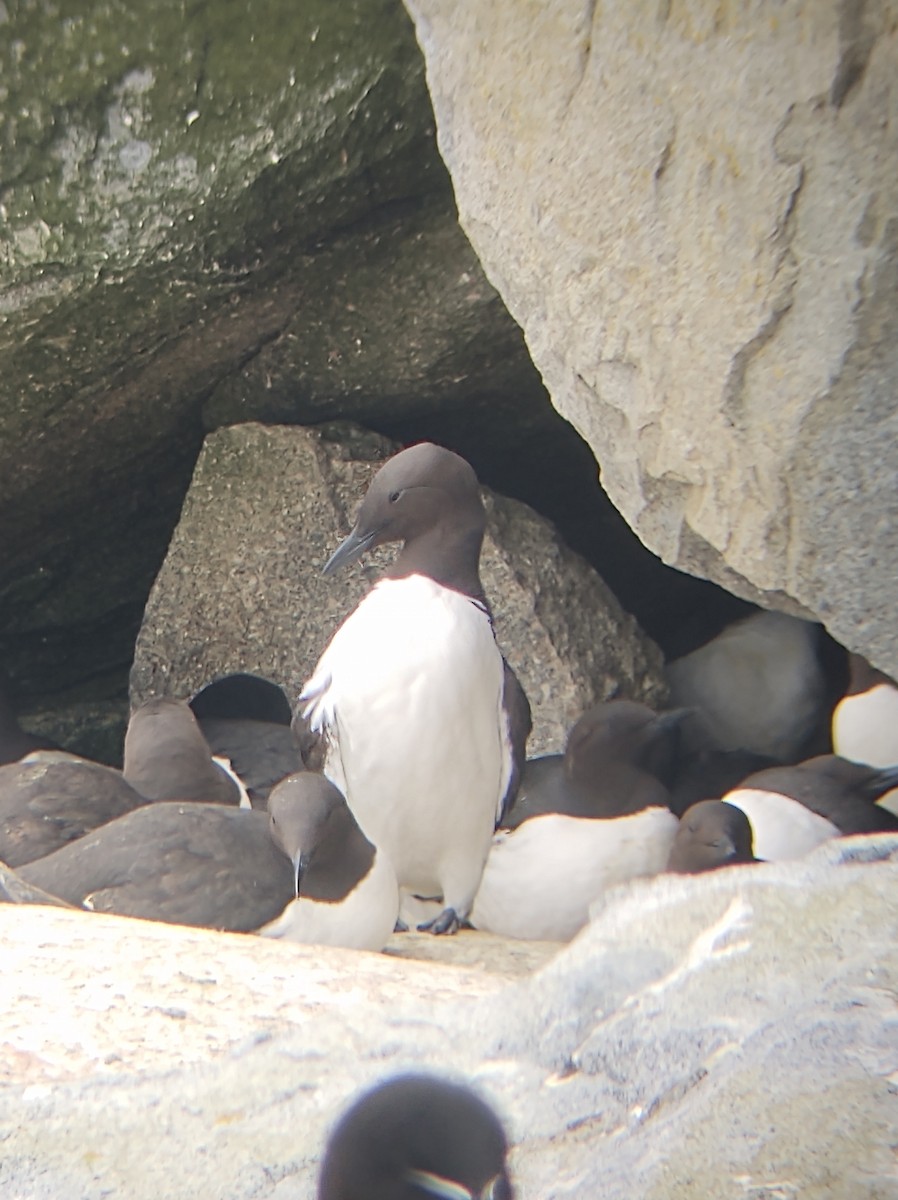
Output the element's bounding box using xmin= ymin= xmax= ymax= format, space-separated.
xmin=123 ymin=697 xmax=246 ymax=806
xmin=17 ymin=802 xmax=295 ymax=930
xmin=722 ymin=754 xmax=898 ymax=860
xmin=260 ymin=772 xmax=399 ymax=952
xmin=318 ymin=1074 xmax=513 ymax=1200
xmin=667 ymin=800 xmax=759 ymax=874
xmin=832 ymin=652 xmax=898 ymax=816
xmin=190 ymin=673 xmax=303 ymax=807
xmin=301 ymin=443 xmax=517 ymax=936
xmin=424 ymin=700 xmax=685 ymax=941
xmin=0 ymin=752 xmax=146 ymax=867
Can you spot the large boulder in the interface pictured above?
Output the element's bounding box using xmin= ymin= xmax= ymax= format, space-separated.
xmin=0 ymin=0 xmax=550 ymax=716
xmin=404 ymin=0 xmax=898 ymax=676
xmin=130 ymin=422 xmax=667 ymax=753
xmin=1 ymin=835 xmax=895 ymax=1198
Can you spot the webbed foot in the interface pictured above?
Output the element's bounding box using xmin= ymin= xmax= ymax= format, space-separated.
xmin=417 ymin=907 xmax=461 ymax=936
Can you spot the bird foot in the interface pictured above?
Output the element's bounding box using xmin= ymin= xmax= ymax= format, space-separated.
xmin=393 ymin=917 xmax=409 ymax=933
xmin=417 ymin=907 xmax=460 ymax=936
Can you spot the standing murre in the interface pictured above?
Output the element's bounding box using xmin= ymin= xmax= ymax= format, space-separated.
xmin=259 ymin=772 xmax=399 ymax=952
xmin=301 ymin=443 xmax=516 ymax=936
xmin=722 ymin=754 xmax=898 ymax=861
xmin=318 ymin=1074 xmax=513 ymax=1200
xmin=667 ymin=800 xmax=759 ymax=874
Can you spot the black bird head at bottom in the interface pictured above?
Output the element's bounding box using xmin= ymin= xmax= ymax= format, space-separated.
xmin=318 ymin=1073 xmax=514 ymax=1200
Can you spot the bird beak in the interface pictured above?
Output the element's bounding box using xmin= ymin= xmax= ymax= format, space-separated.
xmin=322 ymin=527 xmax=378 ymax=575
xmin=404 ymin=1168 xmax=474 ymax=1199
xmin=292 ymin=852 xmax=310 ymax=899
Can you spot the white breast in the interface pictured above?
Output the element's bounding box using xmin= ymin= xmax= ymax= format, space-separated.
xmin=832 ymin=686 xmax=898 ymax=817
xmin=723 ymin=788 xmax=839 ymax=861
xmin=468 ymin=808 xmax=678 ymax=943
xmin=833 ymin=684 xmax=898 ymax=768
xmin=301 ymin=576 xmax=511 ymax=915
xmin=256 ymin=849 xmax=399 ymax=952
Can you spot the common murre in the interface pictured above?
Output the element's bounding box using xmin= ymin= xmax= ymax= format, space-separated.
xmin=301 ymin=443 xmax=517 ymax=936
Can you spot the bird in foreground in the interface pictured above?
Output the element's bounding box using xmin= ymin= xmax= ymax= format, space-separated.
xmin=260 ymin=772 xmax=399 ymax=952
xmin=123 ymin=697 xmax=246 ymax=806
xmin=17 ymin=802 xmax=295 ymax=930
xmin=0 ymin=752 xmax=147 ymax=867
xmin=301 ymin=443 xmax=516 ymax=936
xmin=722 ymin=755 xmax=898 ymax=861
xmin=667 ymin=800 xmax=759 ymax=874
xmin=318 ymin=1074 xmax=513 ymax=1200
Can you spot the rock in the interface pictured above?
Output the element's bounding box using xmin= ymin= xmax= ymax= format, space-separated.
xmin=130 ymin=422 xmax=667 ymax=753
xmin=0 ymin=835 xmax=895 ymax=1198
xmin=404 ymin=0 xmax=898 ymax=676
xmin=0 ymin=0 xmax=551 ymax=721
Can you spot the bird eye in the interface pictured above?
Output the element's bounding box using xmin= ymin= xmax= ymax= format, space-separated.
xmin=389 ymin=489 xmax=402 ymax=503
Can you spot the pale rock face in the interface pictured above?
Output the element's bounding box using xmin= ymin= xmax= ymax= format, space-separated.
xmin=2 ymin=836 xmax=897 ymax=1199
xmin=404 ymin=0 xmax=898 ymax=676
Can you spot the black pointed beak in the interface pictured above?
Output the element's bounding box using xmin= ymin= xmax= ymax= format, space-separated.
xmin=292 ymin=852 xmax=310 ymax=898
xmin=322 ymin=527 xmax=378 ymax=575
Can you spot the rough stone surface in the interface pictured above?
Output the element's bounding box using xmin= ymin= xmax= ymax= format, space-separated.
xmin=129 ymin=422 xmax=666 ymax=753
xmin=1 ymin=835 xmax=896 ymax=1199
xmin=0 ymin=0 xmax=555 ymax=719
xmin=405 ymin=0 xmax=898 ymax=677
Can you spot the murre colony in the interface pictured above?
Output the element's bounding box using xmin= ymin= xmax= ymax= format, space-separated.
xmin=4 ymin=441 xmax=898 ymax=951
xmin=4 ymin=439 xmax=898 ymax=1197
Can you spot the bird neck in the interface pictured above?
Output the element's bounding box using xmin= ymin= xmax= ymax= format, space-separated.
xmin=386 ymin=523 xmax=487 ymax=603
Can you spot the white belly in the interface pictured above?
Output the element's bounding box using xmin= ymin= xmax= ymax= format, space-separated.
xmin=833 ymin=684 xmax=898 ymax=768
xmin=469 ymin=808 xmax=678 ymax=942
xmin=257 ymin=850 xmax=399 ymax=952
xmin=302 ymin=576 xmax=510 ymax=914
xmin=832 ymin=687 xmax=898 ymax=816
xmin=724 ymin=788 xmax=840 ymax=861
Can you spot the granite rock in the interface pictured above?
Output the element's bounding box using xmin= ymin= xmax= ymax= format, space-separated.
xmin=404 ymin=0 xmax=898 ymax=676
xmin=1 ymin=835 xmax=895 ymax=1199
